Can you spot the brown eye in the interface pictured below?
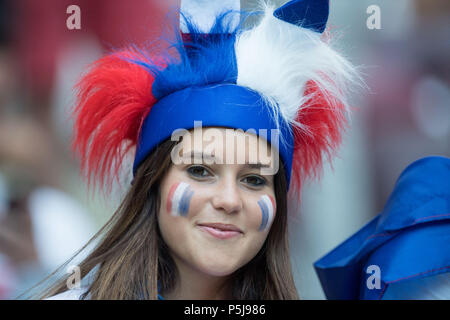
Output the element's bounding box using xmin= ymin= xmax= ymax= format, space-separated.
xmin=243 ymin=175 xmax=266 ymax=187
xmin=187 ymin=166 xmax=211 ymax=178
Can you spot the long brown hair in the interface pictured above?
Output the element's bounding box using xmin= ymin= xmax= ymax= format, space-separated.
xmin=31 ymin=137 xmax=299 ymax=299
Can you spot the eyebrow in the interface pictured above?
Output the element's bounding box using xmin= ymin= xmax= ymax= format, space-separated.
xmin=181 ymin=151 xmax=217 ymax=162
xmin=181 ymin=150 xmax=271 ymax=168
xmin=247 ymin=163 xmax=271 ymax=169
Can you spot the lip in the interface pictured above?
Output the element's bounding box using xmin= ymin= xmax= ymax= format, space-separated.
xmin=197 ymin=223 xmax=243 ymax=240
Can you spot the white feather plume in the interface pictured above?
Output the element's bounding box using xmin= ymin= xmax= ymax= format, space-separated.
xmin=235 ymin=3 xmax=363 ymax=136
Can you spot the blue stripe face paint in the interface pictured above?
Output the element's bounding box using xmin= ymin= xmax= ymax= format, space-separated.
xmin=179 ymin=188 xmax=194 ymax=217
xmin=258 ymin=199 xmax=269 ymax=231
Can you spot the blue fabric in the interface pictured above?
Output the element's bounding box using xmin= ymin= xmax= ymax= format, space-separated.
xmin=273 ymin=0 xmax=329 ymax=33
xmin=133 ymin=84 xmax=294 ymax=188
xmin=314 ymin=156 xmax=450 ymax=299
xmin=361 ymin=221 xmax=450 ymax=299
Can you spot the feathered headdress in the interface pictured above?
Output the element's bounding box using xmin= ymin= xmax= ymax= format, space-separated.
xmin=72 ymin=0 xmax=362 ymax=196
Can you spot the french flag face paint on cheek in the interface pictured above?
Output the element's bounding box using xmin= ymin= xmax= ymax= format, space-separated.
xmin=257 ymin=195 xmax=276 ymax=231
xmin=166 ymin=182 xmax=194 ymax=217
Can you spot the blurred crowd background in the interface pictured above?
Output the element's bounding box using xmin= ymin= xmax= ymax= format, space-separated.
xmin=0 ymin=0 xmax=448 ymax=299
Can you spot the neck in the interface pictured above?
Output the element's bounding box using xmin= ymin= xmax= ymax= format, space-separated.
xmin=162 ymin=255 xmax=233 ymax=300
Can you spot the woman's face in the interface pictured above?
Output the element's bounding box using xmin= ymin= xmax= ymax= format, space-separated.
xmin=157 ymin=127 xmax=278 ymax=277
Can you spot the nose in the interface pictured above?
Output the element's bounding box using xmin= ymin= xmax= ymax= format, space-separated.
xmin=211 ymin=176 xmax=243 ymax=214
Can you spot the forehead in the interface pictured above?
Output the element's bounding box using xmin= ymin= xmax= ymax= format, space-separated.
xmin=175 ymin=127 xmax=278 ymax=169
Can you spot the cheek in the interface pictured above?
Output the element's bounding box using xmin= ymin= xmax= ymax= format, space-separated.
xmin=166 ymin=182 xmax=195 ymax=217
xmin=256 ymin=194 xmax=276 ymax=232
xmin=159 ymin=181 xmax=198 ymax=254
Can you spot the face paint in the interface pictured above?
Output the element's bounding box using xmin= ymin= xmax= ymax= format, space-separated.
xmin=257 ymin=194 xmax=276 ymax=231
xmin=166 ymin=182 xmax=194 ymax=217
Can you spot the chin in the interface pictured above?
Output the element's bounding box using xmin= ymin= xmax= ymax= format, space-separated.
xmin=195 ymin=258 xmax=242 ymax=277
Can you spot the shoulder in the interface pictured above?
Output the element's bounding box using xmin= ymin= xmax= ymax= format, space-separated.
xmin=44 ymin=287 xmax=89 ymax=300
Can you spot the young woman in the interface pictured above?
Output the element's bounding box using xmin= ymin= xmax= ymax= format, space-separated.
xmin=35 ymin=0 xmax=361 ymax=299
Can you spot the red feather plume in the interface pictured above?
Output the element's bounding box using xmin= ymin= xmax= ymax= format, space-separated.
xmin=290 ymin=80 xmax=348 ymax=195
xmin=71 ymin=48 xmax=158 ymax=191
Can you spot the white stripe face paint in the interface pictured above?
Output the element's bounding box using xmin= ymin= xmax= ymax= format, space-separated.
xmin=257 ymin=194 xmax=276 ymax=231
